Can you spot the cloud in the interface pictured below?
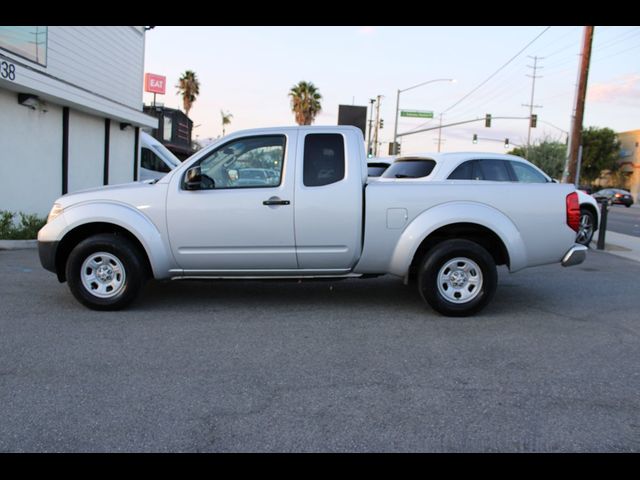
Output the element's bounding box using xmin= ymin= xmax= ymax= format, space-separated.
xmin=587 ymin=74 xmax=640 ymax=102
xmin=357 ymin=26 xmax=376 ymax=35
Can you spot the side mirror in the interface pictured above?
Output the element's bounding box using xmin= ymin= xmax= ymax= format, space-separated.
xmin=184 ymin=166 xmax=202 ymax=190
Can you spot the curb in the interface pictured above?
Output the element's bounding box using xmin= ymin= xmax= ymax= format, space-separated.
xmin=0 ymin=239 xmax=38 ymax=250
xmin=590 ymin=231 xmax=640 ymax=263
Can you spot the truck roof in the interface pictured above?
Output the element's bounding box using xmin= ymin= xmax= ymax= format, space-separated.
xmin=222 ymin=124 xmax=364 ymax=137
xmin=396 ymin=151 xmax=526 ymax=162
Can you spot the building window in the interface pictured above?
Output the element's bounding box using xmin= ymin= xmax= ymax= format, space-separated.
xmin=0 ymin=26 xmax=47 ymax=66
xmin=163 ymin=116 xmax=173 ymax=142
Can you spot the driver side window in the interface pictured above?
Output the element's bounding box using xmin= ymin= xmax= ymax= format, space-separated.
xmin=185 ymin=135 xmax=286 ymax=190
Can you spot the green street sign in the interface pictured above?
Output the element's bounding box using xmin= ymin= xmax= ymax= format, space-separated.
xmin=400 ymin=110 xmax=434 ymax=119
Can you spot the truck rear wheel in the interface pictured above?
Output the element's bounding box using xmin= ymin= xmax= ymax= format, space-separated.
xmin=66 ymin=233 xmax=146 ymax=310
xmin=418 ymin=239 xmax=497 ymax=317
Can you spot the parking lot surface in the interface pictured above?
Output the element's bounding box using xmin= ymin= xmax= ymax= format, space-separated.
xmin=0 ymin=248 xmax=639 ymax=452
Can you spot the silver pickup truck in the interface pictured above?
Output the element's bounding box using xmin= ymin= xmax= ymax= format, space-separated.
xmin=38 ymin=125 xmax=586 ymax=316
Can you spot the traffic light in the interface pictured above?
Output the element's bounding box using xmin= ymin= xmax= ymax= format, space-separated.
xmin=530 ymin=114 xmax=537 ymax=128
xmin=485 ymin=114 xmax=492 ymax=128
xmin=379 ymin=119 xmax=384 ymax=129
xmin=472 ymin=133 xmax=478 ymax=144
xmin=389 ymin=142 xmax=400 ymax=155
xmin=504 ymin=138 xmax=510 ymax=149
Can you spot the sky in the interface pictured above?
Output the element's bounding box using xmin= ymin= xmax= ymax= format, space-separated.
xmin=142 ymin=26 xmax=640 ymax=155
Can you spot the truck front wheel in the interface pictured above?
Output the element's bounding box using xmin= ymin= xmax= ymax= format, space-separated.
xmin=66 ymin=233 xmax=146 ymax=310
xmin=418 ymin=239 xmax=497 ymax=317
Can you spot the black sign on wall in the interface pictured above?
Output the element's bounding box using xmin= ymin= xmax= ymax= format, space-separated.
xmin=338 ymin=105 xmax=367 ymax=138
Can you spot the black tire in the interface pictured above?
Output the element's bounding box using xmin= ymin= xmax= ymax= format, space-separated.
xmin=418 ymin=239 xmax=497 ymax=317
xmin=576 ymin=208 xmax=595 ymax=246
xmin=66 ymin=233 xmax=147 ymax=310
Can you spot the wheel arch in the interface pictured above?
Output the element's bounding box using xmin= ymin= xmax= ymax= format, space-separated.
xmin=407 ymin=222 xmax=510 ymax=284
xmin=54 ymin=202 xmax=174 ymax=282
xmin=580 ymin=202 xmax=599 ymax=231
xmin=55 ymin=222 xmax=152 ymax=282
xmin=388 ymin=202 xmax=528 ymax=279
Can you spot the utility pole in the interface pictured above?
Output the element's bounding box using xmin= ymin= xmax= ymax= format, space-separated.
xmin=563 ymin=26 xmax=595 ymax=184
xmin=522 ymin=55 xmax=543 ymax=156
xmin=367 ymin=98 xmax=375 ymax=156
xmin=437 ymin=113 xmax=444 ymax=152
xmin=373 ymin=95 xmax=382 ymax=157
xmin=392 ymin=89 xmax=401 ymax=155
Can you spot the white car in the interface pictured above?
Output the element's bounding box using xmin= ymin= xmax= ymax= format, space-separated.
xmin=372 ymin=153 xmax=599 ymax=246
xmin=139 ymin=132 xmax=182 ymax=181
xmin=367 ymin=156 xmax=396 ymax=177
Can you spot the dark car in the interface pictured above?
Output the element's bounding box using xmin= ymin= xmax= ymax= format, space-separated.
xmin=592 ymin=188 xmax=634 ymax=207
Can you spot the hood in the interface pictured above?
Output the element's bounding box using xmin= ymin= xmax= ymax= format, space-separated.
xmin=56 ymin=180 xmax=161 ymax=209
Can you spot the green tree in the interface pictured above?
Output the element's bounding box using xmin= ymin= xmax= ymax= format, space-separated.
xmin=176 ymin=70 xmax=200 ymax=117
xmin=221 ymin=110 xmax=233 ymax=136
xmin=580 ymin=126 xmax=621 ymax=183
xmin=509 ymin=136 xmax=567 ymax=180
xmin=288 ymin=81 xmax=322 ymax=125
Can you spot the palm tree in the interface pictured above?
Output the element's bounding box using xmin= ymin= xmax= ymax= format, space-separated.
xmin=221 ymin=110 xmax=233 ymax=136
xmin=176 ymin=70 xmax=200 ymax=117
xmin=288 ymin=81 xmax=322 ymax=125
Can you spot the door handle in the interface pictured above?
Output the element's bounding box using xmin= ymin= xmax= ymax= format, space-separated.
xmin=263 ymin=197 xmax=290 ymax=206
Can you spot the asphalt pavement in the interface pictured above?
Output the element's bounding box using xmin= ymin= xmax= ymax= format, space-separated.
xmin=1 ymin=248 xmax=639 ymax=452
xmin=604 ymin=203 xmax=640 ymax=237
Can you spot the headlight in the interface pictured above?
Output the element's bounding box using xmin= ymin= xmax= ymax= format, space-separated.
xmin=47 ymin=203 xmax=63 ymax=223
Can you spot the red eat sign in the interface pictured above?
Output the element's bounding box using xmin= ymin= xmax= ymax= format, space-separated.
xmin=144 ymin=73 xmax=166 ymax=94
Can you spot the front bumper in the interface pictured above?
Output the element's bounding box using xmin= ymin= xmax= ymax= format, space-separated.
xmin=561 ymin=244 xmax=587 ymax=267
xmin=38 ymin=241 xmax=59 ymax=274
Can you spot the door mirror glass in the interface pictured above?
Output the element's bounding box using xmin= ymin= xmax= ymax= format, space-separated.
xmin=185 ymin=166 xmax=202 ymax=190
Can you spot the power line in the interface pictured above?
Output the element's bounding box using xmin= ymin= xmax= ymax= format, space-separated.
xmin=444 ymin=71 xmax=528 ymax=122
xmin=543 ymin=40 xmax=580 ymax=59
xmin=591 ymin=39 xmax=640 ymax=63
xmin=406 ymin=27 xmax=551 ymax=134
xmin=440 ymin=27 xmax=551 ymax=115
xmin=534 ymin=26 xmax=578 ymax=51
xmin=593 ymin=27 xmax=640 ymax=51
xmin=523 ymin=55 xmax=544 ymax=151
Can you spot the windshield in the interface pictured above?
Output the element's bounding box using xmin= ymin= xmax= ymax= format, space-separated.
xmin=151 ymin=143 xmax=181 ymax=167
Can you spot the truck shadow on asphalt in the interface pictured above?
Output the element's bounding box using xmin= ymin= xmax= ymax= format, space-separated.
xmin=139 ymin=275 xmax=424 ymax=313
xmin=134 ymin=269 xmax=541 ymax=319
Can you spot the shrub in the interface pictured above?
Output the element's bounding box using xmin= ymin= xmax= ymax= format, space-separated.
xmin=0 ymin=211 xmax=47 ymax=240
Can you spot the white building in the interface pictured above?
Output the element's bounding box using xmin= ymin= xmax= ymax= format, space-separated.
xmin=0 ymin=26 xmax=157 ymax=216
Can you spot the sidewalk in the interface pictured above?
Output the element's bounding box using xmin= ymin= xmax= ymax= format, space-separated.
xmin=0 ymin=239 xmax=37 ymax=250
xmin=590 ymin=230 xmax=640 ymax=263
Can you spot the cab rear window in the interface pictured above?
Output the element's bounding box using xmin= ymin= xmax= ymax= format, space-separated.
xmin=381 ymin=159 xmax=436 ymax=179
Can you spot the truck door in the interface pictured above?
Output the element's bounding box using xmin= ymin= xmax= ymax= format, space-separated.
xmin=166 ymin=133 xmax=297 ymax=272
xmin=294 ymin=130 xmax=364 ymax=270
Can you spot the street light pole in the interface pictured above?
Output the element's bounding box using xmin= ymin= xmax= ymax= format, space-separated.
xmin=373 ymin=95 xmax=382 ymax=157
xmin=437 ymin=113 xmax=443 ymax=152
xmin=392 ymin=78 xmax=455 ymax=155
xmin=392 ymin=88 xmax=401 ymax=156
xmin=367 ymin=98 xmax=375 ymax=156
